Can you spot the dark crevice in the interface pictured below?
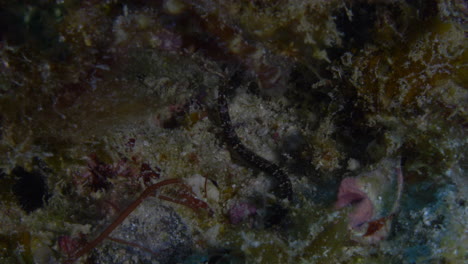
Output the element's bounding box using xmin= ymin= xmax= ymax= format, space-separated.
xmin=329 ymin=2 xmax=378 ymax=60
xmin=12 ymin=166 xmax=50 ymax=213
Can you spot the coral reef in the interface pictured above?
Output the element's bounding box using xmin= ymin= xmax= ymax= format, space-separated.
xmin=0 ymin=0 xmax=466 ymax=263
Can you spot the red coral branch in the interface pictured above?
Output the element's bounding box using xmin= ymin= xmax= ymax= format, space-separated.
xmin=66 ymin=178 xmax=182 ymax=263
xmin=159 ymin=193 xmax=212 ymax=216
xmin=65 ymin=177 xmax=213 ymax=263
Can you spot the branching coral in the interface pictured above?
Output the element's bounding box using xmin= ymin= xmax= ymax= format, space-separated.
xmin=65 ymin=178 xmax=211 ymax=263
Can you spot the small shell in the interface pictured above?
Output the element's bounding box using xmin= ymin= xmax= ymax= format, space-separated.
xmin=335 ymin=158 xmax=402 ymax=244
xmin=185 ymin=174 xmax=220 ymax=204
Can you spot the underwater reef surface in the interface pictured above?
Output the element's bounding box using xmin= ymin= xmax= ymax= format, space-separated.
xmin=0 ymin=0 xmax=466 ymax=263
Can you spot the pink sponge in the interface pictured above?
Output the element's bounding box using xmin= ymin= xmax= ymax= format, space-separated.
xmin=229 ymin=202 xmax=257 ymax=225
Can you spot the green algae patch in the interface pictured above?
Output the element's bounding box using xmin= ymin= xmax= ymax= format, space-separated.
xmin=350 ymin=19 xmax=466 ymax=116
xmin=0 ymin=232 xmax=34 ymax=264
